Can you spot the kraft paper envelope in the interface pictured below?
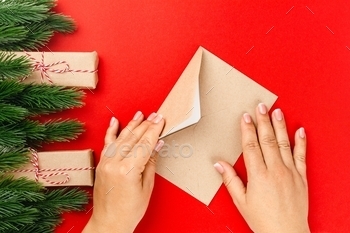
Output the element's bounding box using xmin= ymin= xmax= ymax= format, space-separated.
xmin=156 ymin=46 xmax=278 ymax=205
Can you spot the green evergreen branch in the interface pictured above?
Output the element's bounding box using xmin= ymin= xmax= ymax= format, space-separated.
xmin=39 ymin=188 xmax=89 ymax=215
xmin=0 ymin=52 xmax=32 ymax=80
xmin=0 ymin=0 xmax=76 ymax=51
xmin=0 ymin=176 xmax=88 ymax=233
xmin=0 ymin=2 xmax=49 ymax=25
xmin=18 ymin=120 xmax=46 ymax=146
xmin=0 ymin=80 xmax=25 ymax=102
xmin=0 ymin=103 xmax=28 ymax=124
xmin=2 ymin=22 xmax=54 ymax=51
xmin=0 ymin=175 xmax=42 ymax=192
xmin=7 ymin=0 xmax=56 ymax=9
xmin=0 ymin=206 xmax=39 ymax=232
xmin=13 ymin=83 xmax=85 ymax=115
xmin=46 ymin=13 xmax=76 ymax=33
xmin=0 ymin=119 xmax=84 ymax=148
xmin=0 ymin=81 xmax=84 ymax=115
xmin=0 ymin=25 xmax=27 ymax=45
xmin=43 ymin=119 xmax=84 ymax=143
xmin=10 ymin=215 xmax=61 ymax=233
xmin=0 ymin=123 xmax=26 ymax=148
xmin=0 ymin=147 xmax=29 ymax=171
xmin=0 ymin=190 xmax=45 ymax=203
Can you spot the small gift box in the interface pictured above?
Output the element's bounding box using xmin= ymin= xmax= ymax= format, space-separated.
xmin=14 ymin=51 xmax=99 ymax=89
xmin=8 ymin=149 xmax=95 ymax=187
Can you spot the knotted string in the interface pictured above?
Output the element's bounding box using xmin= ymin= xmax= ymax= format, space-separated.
xmin=8 ymin=149 xmax=95 ymax=185
xmin=22 ymin=51 xmax=97 ymax=83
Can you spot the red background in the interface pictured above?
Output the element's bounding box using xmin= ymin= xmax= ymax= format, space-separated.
xmin=46 ymin=0 xmax=350 ymax=232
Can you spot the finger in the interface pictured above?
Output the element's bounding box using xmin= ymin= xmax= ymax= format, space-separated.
xmin=256 ymin=103 xmax=284 ymax=168
xmin=241 ymin=113 xmax=266 ymax=175
xmin=293 ymin=127 xmax=307 ymax=184
xmin=122 ymin=112 xmax=158 ymax=144
xmin=128 ymin=114 xmax=165 ymax=170
xmin=214 ymin=161 xmax=246 ymax=206
xmin=116 ymin=111 xmax=146 ymax=142
xmin=271 ymin=109 xmax=294 ymax=169
xmin=142 ymin=140 xmax=164 ymax=191
xmin=117 ymin=113 xmax=159 ymax=158
xmin=104 ymin=117 xmax=119 ymax=144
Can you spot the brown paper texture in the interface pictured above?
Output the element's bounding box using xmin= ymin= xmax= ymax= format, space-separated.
xmin=156 ymin=47 xmax=278 ymax=205
xmin=14 ymin=51 xmax=99 ymax=89
xmin=10 ymin=150 xmax=95 ymax=187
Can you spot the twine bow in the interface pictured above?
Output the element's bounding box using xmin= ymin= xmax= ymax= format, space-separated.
xmin=8 ymin=149 xmax=95 ymax=185
xmin=23 ymin=51 xmax=97 ymax=84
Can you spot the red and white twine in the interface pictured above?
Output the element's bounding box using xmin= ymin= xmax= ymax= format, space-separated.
xmin=22 ymin=51 xmax=97 ymax=83
xmin=9 ymin=149 xmax=95 ymax=185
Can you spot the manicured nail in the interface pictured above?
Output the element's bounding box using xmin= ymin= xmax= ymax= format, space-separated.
xmin=109 ymin=117 xmax=116 ymax=127
xmin=147 ymin=112 xmax=157 ymax=121
xmin=258 ymin=103 xmax=267 ymax=115
xmin=214 ymin=163 xmax=224 ymax=174
xmin=274 ymin=109 xmax=283 ymax=121
xmin=243 ymin=113 xmax=252 ymax=123
xmin=153 ymin=114 xmax=163 ymax=124
xmin=133 ymin=111 xmax=142 ymax=120
xmin=299 ymin=127 xmax=305 ymax=138
xmin=154 ymin=140 xmax=165 ymax=152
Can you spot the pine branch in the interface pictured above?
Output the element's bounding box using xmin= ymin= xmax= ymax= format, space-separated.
xmin=39 ymin=188 xmax=89 ymax=215
xmin=0 ymin=80 xmax=25 ymax=102
xmin=0 ymin=119 xmax=84 ymax=148
xmin=0 ymin=103 xmax=28 ymax=124
xmin=0 ymin=177 xmax=88 ymax=232
xmin=0 ymin=2 xmax=50 ymax=25
xmin=2 ymin=22 xmax=54 ymax=51
xmin=0 ymin=81 xmax=84 ymax=115
xmin=7 ymin=0 xmax=56 ymax=9
xmin=0 ymin=191 xmax=44 ymax=208
xmin=46 ymin=13 xmax=76 ymax=34
xmin=18 ymin=120 xmax=46 ymax=147
xmin=0 ymin=1 xmax=76 ymax=51
xmin=0 ymin=24 xmax=27 ymax=45
xmin=43 ymin=119 xmax=84 ymax=143
xmin=0 ymin=206 xmax=39 ymax=232
xmin=0 ymin=147 xmax=29 ymax=171
xmin=0 ymin=52 xmax=32 ymax=80
xmin=0 ymin=175 xmax=42 ymax=192
xmin=10 ymin=215 xmax=60 ymax=233
xmin=0 ymin=123 xmax=26 ymax=148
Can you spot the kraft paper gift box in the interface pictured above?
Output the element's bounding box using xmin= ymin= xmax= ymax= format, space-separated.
xmin=14 ymin=51 xmax=99 ymax=89
xmin=156 ymin=47 xmax=278 ymax=205
xmin=9 ymin=150 xmax=95 ymax=187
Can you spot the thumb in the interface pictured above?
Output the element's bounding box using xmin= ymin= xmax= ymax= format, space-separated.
xmin=214 ymin=161 xmax=246 ymax=205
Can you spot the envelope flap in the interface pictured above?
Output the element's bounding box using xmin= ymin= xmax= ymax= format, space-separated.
xmin=158 ymin=47 xmax=203 ymax=138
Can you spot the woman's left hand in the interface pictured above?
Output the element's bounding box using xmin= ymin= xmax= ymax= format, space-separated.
xmin=83 ymin=111 xmax=165 ymax=233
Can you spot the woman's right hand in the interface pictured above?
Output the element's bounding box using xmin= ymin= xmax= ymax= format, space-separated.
xmin=214 ymin=103 xmax=310 ymax=233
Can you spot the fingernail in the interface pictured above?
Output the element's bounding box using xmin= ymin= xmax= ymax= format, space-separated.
xmin=299 ymin=127 xmax=305 ymax=138
xmin=258 ymin=103 xmax=267 ymax=115
xmin=154 ymin=140 xmax=165 ymax=152
xmin=214 ymin=163 xmax=224 ymax=174
xmin=153 ymin=114 xmax=163 ymax=124
xmin=109 ymin=117 xmax=116 ymax=127
xmin=243 ymin=113 xmax=252 ymax=123
xmin=133 ymin=111 xmax=142 ymax=120
xmin=274 ymin=109 xmax=283 ymax=121
xmin=147 ymin=112 xmax=157 ymax=121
